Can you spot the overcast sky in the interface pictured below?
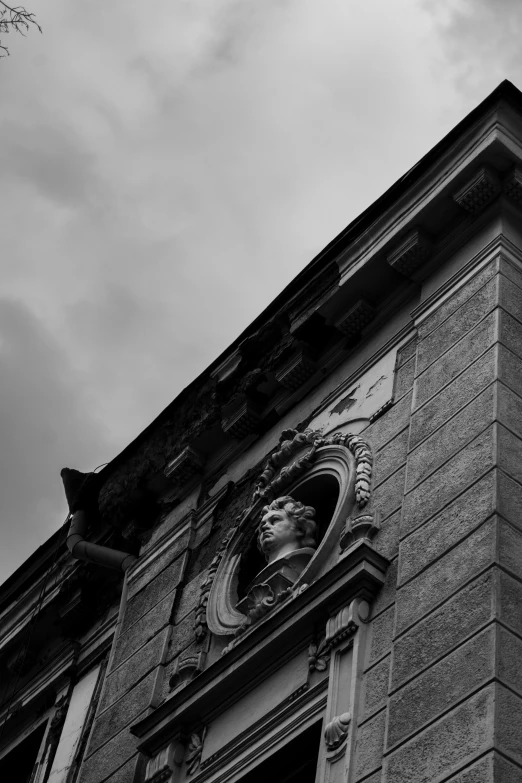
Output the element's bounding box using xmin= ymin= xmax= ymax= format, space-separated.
xmin=0 ymin=0 xmax=519 ymax=583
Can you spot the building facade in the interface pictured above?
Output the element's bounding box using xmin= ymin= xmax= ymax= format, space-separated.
xmin=2 ymin=80 xmax=522 ymax=783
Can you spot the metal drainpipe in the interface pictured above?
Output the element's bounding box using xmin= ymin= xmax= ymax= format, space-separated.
xmin=66 ymin=510 xmax=137 ymax=572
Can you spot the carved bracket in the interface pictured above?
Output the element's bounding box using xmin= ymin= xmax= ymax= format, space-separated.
xmin=145 ymin=741 xmax=184 ymax=783
xmin=325 ymin=599 xmax=369 ymax=649
xmin=339 ymin=512 xmax=380 ymax=553
xmin=324 ymin=712 xmax=351 ymax=751
xmin=169 ymin=653 xmax=206 ymax=693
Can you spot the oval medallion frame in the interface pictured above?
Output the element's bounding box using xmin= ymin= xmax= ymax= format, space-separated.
xmin=206 ymin=429 xmax=371 ymax=638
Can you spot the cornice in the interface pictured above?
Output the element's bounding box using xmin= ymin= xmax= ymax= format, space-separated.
xmin=336 ymin=118 xmax=522 ymax=291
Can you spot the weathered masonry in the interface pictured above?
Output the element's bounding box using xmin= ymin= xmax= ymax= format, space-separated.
xmin=3 ymin=79 xmax=522 ymax=783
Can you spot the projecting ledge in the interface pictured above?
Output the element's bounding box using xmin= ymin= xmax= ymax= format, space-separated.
xmin=131 ymin=540 xmax=388 ymax=754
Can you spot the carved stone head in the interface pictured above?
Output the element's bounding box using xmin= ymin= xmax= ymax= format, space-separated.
xmin=257 ymin=496 xmax=317 ymax=564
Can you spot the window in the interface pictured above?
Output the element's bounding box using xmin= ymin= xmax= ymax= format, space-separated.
xmin=0 ymin=721 xmax=47 ymax=783
xmin=238 ymin=722 xmax=322 ymax=783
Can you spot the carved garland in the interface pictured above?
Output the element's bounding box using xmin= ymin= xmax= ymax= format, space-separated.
xmin=253 ymin=428 xmax=372 ymax=508
xmin=194 ymin=428 xmax=372 ymax=642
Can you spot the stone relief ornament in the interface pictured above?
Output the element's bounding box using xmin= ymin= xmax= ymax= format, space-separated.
xmin=201 ymin=427 xmax=374 ymax=643
xmin=186 ymin=727 xmax=207 ymax=775
xmin=308 ymin=636 xmax=330 ymax=673
xmin=235 ymin=496 xmax=317 ymax=629
xmin=324 ymin=713 xmax=351 ymax=751
xmin=253 ymin=429 xmax=372 ymax=508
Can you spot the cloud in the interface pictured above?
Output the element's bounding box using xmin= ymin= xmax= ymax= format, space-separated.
xmin=0 ymin=300 xmax=110 ymax=582
xmin=0 ymin=0 xmax=519 ymax=580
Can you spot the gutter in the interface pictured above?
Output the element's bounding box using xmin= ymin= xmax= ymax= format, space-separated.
xmin=61 ymin=468 xmax=137 ymax=573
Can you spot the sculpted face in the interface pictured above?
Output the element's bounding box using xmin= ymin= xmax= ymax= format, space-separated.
xmin=258 ymin=507 xmax=301 ymax=564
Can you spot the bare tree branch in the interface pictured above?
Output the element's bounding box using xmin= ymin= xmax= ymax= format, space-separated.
xmin=0 ymin=1 xmax=42 ymax=58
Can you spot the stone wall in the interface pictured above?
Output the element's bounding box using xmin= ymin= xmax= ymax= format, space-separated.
xmin=78 ymin=250 xmax=522 ymax=783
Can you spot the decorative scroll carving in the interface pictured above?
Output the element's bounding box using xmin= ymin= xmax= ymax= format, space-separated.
xmin=186 ymin=727 xmax=207 ymax=775
xmin=145 ymin=741 xmax=184 ymax=783
xmin=253 ymin=429 xmax=372 ymax=508
xmin=324 ymin=713 xmax=351 ymax=750
xmin=339 ymin=513 xmax=380 ymax=553
xmin=308 ymin=636 xmax=330 ymax=672
xmin=194 ymin=524 xmax=239 ymax=641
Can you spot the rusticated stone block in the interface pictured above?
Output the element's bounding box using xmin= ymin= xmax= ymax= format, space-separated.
xmin=102 ymin=755 xmax=143 ymax=783
xmin=499 ymin=625 xmax=522 ymax=696
xmin=101 ymin=627 xmax=169 ymax=712
xmin=393 ymin=355 xmax=415 ymax=401
xmin=406 ymin=384 xmax=495 ymax=492
xmin=444 ymin=753 xmax=522 ymax=783
xmin=368 ymin=606 xmax=394 ymax=666
xmin=112 ymin=589 xmax=177 ymax=669
xmin=371 ymin=558 xmax=398 ymax=617
xmin=373 ymin=509 xmax=400 ymax=561
xmin=123 ymin=556 xmax=184 ymax=632
xmin=496 ymin=754 xmax=522 ymax=783
xmin=362 ymin=656 xmax=390 ymax=719
xmin=391 ymin=571 xmax=494 ymax=690
xmin=499 ymin=571 xmax=522 ymax=637
xmin=372 ymin=467 xmax=405 ymax=524
xmin=166 ymin=609 xmax=197 ymax=662
xmin=174 ymin=568 xmax=209 ymax=624
xmin=396 ymin=336 xmax=417 ymax=366
xmin=387 ymin=627 xmax=494 ymax=749
xmin=399 ymin=470 xmax=495 ymax=585
xmin=444 ymin=755 xmax=494 ymax=783
xmin=373 ymin=427 xmax=408 ymax=488
xmin=363 ymin=392 xmax=412 ymax=452
xmin=414 ymin=311 xmax=497 ymax=410
xmin=359 ymin=771 xmax=381 ymax=783
xmin=499 ymin=520 xmax=522 ymax=581
xmin=499 ymin=343 xmax=522 ymax=398
xmin=417 ymin=276 xmax=498 ymax=375
xmin=88 ymin=670 xmax=159 ymax=756
xmin=417 ymin=258 xmax=498 ymax=341
xmin=78 ymin=711 xmax=145 ymax=783
xmin=497 ymin=470 xmax=522 ymax=533
xmin=499 ymin=257 xmax=522 ymax=291
xmin=401 ymin=426 xmax=495 ymax=537
xmin=128 ymin=531 xmax=190 ymax=598
xmin=410 ymin=346 xmax=495 ymax=449
xmin=498 ymin=379 xmax=522 ymax=441
xmin=354 ymin=709 xmax=386 ymax=779
xmin=497 ymin=685 xmax=522 ymax=767
xmin=500 ymin=309 xmax=522 ymax=361
xmin=385 ymin=686 xmax=494 ymax=783
xmin=500 ymin=272 xmax=522 ymax=323
xmin=498 ymin=423 xmax=522 ymax=488
xmin=396 ymin=518 xmax=495 ymax=635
